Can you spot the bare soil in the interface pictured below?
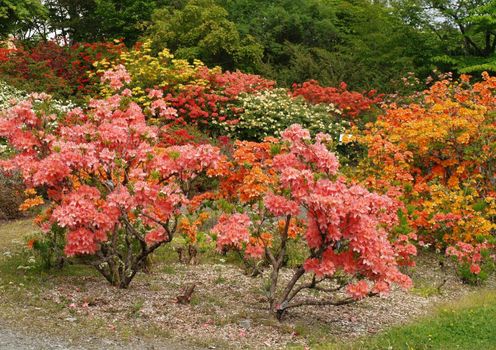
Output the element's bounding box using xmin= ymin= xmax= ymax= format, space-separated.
xmin=35 ymin=255 xmax=493 ymax=349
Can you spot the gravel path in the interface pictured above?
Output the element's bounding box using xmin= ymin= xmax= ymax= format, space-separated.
xmin=0 ymin=322 xmax=188 ymax=350
xmin=0 ymin=324 xmax=79 ymax=350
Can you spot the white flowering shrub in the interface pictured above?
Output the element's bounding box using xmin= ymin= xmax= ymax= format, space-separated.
xmin=0 ymin=81 xmax=75 ymax=115
xmin=0 ymin=81 xmax=26 ymax=111
xmin=218 ymin=88 xmax=349 ymax=141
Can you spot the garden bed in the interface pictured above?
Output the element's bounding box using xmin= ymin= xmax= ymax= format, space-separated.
xmin=0 ymin=222 xmax=491 ymax=349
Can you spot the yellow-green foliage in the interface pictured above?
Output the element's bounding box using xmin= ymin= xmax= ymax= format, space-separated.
xmin=92 ymin=41 xmax=218 ymax=106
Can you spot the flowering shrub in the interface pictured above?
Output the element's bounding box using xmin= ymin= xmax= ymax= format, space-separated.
xmin=218 ymin=88 xmax=348 ymax=141
xmin=416 ymin=183 xmax=496 ymax=247
xmin=351 ymin=73 xmax=496 ymax=282
xmin=0 ymin=81 xmax=26 ymax=157
xmin=0 ymin=85 xmax=75 ymax=157
xmin=92 ymin=41 xmax=207 ymax=101
xmin=175 ymin=211 xmax=214 ymax=264
xmin=0 ymin=88 xmax=225 ymax=288
xmin=0 ymin=80 xmax=25 ymax=111
xmin=212 ymin=125 xmax=416 ymax=319
xmin=0 ymin=40 xmax=125 ymax=100
xmin=0 ymin=84 xmax=75 ymax=220
xmin=95 ymin=41 xmax=275 ymax=131
xmin=446 ymin=241 xmax=495 ymax=284
xmin=291 ymin=80 xmax=382 ymax=120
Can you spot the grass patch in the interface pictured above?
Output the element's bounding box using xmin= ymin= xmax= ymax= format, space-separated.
xmin=0 ymin=219 xmax=37 ymax=251
xmin=411 ymin=280 xmax=443 ymax=298
xmin=350 ymin=290 xmax=496 ymax=350
xmin=289 ymin=322 xmax=338 ymax=349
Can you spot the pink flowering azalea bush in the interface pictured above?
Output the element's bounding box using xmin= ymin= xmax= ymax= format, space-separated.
xmin=0 ymin=91 xmax=224 ymax=288
xmin=446 ymin=241 xmax=496 ymax=285
xmin=213 ymin=124 xmax=416 ymax=319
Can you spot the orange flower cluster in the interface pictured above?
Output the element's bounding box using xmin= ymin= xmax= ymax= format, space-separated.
xmin=278 ymin=218 xmax=303 ymax=239
xmin=19 ymin=189 xmax=44 ymax=211
xmin=220 ymin=139 xmax=278 ymax=203
xmin=354 ymin=73 xmax=496 ymax=251
xmin=178 ymin=212 xmax=210 ymax=244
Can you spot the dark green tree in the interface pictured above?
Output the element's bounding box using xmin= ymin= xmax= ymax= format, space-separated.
xmin=37 ymin=0 xmax=164 ymax=44
xmin=147 ymin=0 xmax=263 ymax=71
xmin=219 ymin=0 xmax=437 ymax=90
xmin=0 ymin=0 xmax=46 ymax=39
xmin=395 ymin=0 xmax=496 ymax=74
xmin=93 ymin=0 xmax=166 ymax=44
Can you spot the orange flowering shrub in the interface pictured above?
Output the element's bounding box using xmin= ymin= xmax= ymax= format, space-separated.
xmin=352 ymin=73 xmax=496 ymax=282
xmin=175 ymin=211 xmax=212 ymax=264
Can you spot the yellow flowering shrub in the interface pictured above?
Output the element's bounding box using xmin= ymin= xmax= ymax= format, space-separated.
xmin=92 ymin=41 xmax=210 ymax=107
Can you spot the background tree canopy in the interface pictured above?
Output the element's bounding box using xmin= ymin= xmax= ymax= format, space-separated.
xmin=395 ymin=0 xmax=496 ymax=74
xmin=0 ymin=0 xmax=46 ymax=38
xmin=147 ymin=0 xmax=263 ymax=71
xmin=216 ymin=0 xmax=438 ymax=89
xmin=1 ymin=0 xmax=495 ymax=90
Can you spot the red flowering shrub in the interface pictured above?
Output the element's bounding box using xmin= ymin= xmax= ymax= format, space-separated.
xmin=291 ymin=80 xmax=382 ymax=120
xmin=0 ymin=48 xmax=13 ymax=62
xmin=0 ymin=40 xmax=125 ymax=100
xmin=0 ymin=89 xmax=225 ymax=288
xmin=212 ymin=124 xmax=416 ymax=319
xmin=164 ymin=69 xmax=275 ymax=130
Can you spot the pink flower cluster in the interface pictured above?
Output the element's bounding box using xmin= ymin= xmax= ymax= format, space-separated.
xmin=212 ymin=213 xmax=251 ymax=250
xmin=264 ymin=193 xmax=300 ymax=217
xmin=101 ymin=64 xmax=131 ymax=90
xmin=51 ymin=185 xmax=119 ymax=256
xmin=446 ymin=241 xmax=491 ymax=275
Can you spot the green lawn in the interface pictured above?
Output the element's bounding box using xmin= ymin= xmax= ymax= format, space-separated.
xmin=348 ymin=290 xmax=496 ymax=350
xmin=0 ymin=218 xmax=37 ymax=251
xmin=0 ymin=218 xmax=97 ymax=288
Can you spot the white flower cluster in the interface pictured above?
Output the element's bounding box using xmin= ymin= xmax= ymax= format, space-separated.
xmin=0 ymin=81 xmax=25 ymax=111
xmin=47 ymin=97 xmax=77 ymax=114
xmin=0 ymin=81 xmax=76 ymax=114
xmin=219 ymin=88 xmax=349 ymax=141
